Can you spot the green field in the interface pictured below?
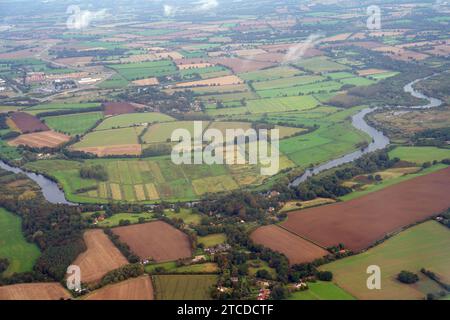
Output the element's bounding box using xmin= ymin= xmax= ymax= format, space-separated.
xmin=108 ymin=60 xmax=177 ymax=81
xmin=248 ymin=259 xmax=277 ymax=279
xmin=165 ymin=208 xmax=202 ymax=225
xmin=239 ymin=66 xmax=302 ymax=82
xmin=251 ymin=75 xmax=324 ymax=91
xmin=339 ymin=76 xmax=376 ymax=86
xmin=0 ymin=140 xmax=22 ymax=161
xmin=180 ymin=66 xmax=227 ymax=77
xmin=325 ymin=72 xmax=355 ymax=80
xmin=322 ymin=221 xmax=450 ymax=300
xmin=146 ymin=262 xmax=219 ymax=274
xmin=21 ymin=105 xmax=370 ymax=203
xmin=142 ymin=121 xmax=208 ymax=144
xmin=95 ymin=113 xmax=175 ymax=131
xmin=256 ymin=80 xmax=343 ymax=98
xmin=279 ymin=107 xmax=372 ymax=168
xmin=295 ymin=56 xmax=350 ymax=73
xmin=43 ymin=112 xmax=103 ymax=135
xmin=198 ymin=233 xmax=227 ymax=247
xmin=208 ymin=96 xmax=320 ymax=116
xmin=367 ymin=71 xmax=399 ymax=81
xmin=97 ymin=74 xmax=129 ymax=89
xmin=0 ymin=207 xmax=40 ymax=277
xmin=23 ymin=157 xmax=265 ymax=203
xmin=73 ymin=126 xmax=145 ymax=148
xmin=152 ymin=275 xmax=217 ymax=300
xmin=287 ymin=281 xmax=356 ymax=300
xmin=0 ymin=106 xmax=21 ymax=113
xmin=95 ymin=212 xmax=155 ymax=227
xmin=388 ymin=146 xmax=450 ymax=164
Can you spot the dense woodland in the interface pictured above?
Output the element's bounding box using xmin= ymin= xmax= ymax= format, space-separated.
xmin=0 ymin=169 xmax=86 ymax=283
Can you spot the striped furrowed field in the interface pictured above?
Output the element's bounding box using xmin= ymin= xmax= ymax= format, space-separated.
xmin=24 ymin=155 xmax=293 ymax=203
xmin=152 ymin=275 xmax=217 ymax=300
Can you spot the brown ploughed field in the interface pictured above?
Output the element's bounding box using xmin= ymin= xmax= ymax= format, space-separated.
xmin=0 ymin=283 xmax=70 ymax=300
xmin=103 ymin=102 xmax=136 ymax=116
xmin=250 ymin=225 xmax=329 ymax=265
xmin=10 ymin=112 xmax=49 ymax=133
xmin=112 ymin=221 xmax=193 ymax=262
xmin=9 ymin=131 xmax=71 ymax=148
xmin=73 ymin=230 xmax=128 ymax=283
xmin=85 ymin=276 xmax=154 ymax=300
xmin=282 ymin=167 xmax=450 ymax=252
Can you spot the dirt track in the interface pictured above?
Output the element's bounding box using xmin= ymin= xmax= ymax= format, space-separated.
xmin=282 ymin=167 xmax=450 ymax=252
xmin=112 ymin=221 xmax=193 ymax=262
xmin=250 ymin=225 xmax=329 ymax=265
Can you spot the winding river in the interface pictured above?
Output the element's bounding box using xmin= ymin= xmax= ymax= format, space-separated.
xmin=0 ymin=160 xmax=75 ymax=205
xmin=0 ymin=76 xmax=443 ymax=203
xmin=290 ymin=75 xmax=443 ymax=186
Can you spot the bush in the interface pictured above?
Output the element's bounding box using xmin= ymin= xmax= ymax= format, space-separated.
xmin=80 ymin=165 xmax=108 ymax=181
xmin=99 ymin=263 xmax=144 ymax=287
xmin=255 ymin=269 xmax=272 ymax=280
xmin=397 ymin=270 xmax=419 ymax=284
xmin=0 ymin=258 xmax=10 ymax=274
xmin=422 ymin=162 xmax=432 ymax=169
xmin=317 ymin=271 xmax=333 ymax=281
xmin=270 ymin=285 xmax=288 ymax=300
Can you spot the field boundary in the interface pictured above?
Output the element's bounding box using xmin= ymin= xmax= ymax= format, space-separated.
xmin=277 ymin=224 xmax=329 ymax=251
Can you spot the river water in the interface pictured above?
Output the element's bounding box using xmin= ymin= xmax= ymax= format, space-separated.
xmin=290 ymin=75 xmax=443 ymax=186
xmin=0 ymin=160 xmax=75 ymax=205
xmin=0 ymin=76 xmax=443 ymax=202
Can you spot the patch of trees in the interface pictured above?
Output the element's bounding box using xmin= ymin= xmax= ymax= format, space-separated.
xmin=291 ymin=151 xmax=399 ymax=201
xmin=437 ymin=208 xmax=450 ymax=229
xmin=0 ymin=114 xmax=9 ymax=130
xmin=316 ymin=271 xmax=333 ymax=281
xmin=397 ymin=270 xmax=419 ymax=284
xmin=118 ymin=87 xmax=195 ymax=114
xmin=414 ymin=72 xmax=450 ymax=101
xmin=0 ymin=169 xmax=86 ymax=281
xmin=62 ymin=149 xmax=98 ymax=159
xmin=95 ymin=263 xmax=144 ymax=290
xmin=1 ymin=131 xmax=20 ymax=140
xmin=80 ymin=165 xmax=108 ymax=181
xmin=36 ymin=107 xmax=102 ymax=118
xmin=141 ymin=144 xmax=172 ymax=157
xmin=0 ymin=258 xmax=10 ymax=274
xmin=51 ymin=48 xmax=127 ymax=59
xmin=104 ymin=229 xmax=140 ymax=263
xmin=198 ymin=191 xmax=279 ymax=221
xmin=412 ymin=127 xmax=450 ymax=147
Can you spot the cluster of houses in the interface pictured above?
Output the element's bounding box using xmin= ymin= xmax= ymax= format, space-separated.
xmin=257 ymin=288 xmax=271 ymax=300
xmin=204 ymin=243 xmax=231 ymax=255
